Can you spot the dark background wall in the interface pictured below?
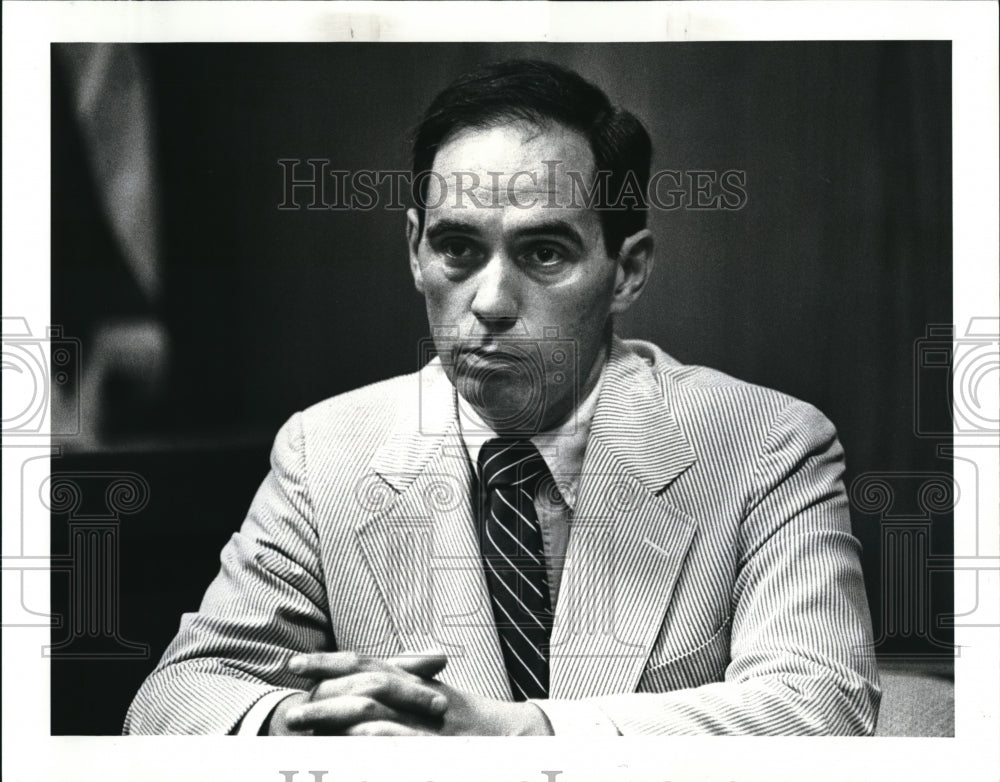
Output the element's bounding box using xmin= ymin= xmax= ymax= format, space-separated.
xmin=50 ymin=42 xmax=953 ymax=734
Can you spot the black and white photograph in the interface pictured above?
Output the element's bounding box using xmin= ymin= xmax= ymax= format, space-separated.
xmin=2 ymin=3 xmax=998 ymax=782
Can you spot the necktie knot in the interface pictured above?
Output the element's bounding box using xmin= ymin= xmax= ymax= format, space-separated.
xmin=478 ymin=438 xmax=549 ymax=495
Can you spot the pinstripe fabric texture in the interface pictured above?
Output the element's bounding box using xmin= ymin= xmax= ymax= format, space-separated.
xmin=123 ymin=337 xmax=880 ymax=735
xmin=477 ymin=439 xmax=555 ymax=701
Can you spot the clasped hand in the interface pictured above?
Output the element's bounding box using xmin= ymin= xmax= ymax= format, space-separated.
xmin=265 ymin=649 xmax=551 ymax=736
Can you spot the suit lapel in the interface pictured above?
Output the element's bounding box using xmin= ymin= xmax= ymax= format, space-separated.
xmin=550 ymin=338 xmax=698 ymax=699
xmin=355 ymin=360 xmax=510 ymax=699
xmin=353 ymin=340 xmax=699 ymax=701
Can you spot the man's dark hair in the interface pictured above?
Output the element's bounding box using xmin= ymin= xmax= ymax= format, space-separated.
xmin=411 ymin=59 xmax=652 ymax=256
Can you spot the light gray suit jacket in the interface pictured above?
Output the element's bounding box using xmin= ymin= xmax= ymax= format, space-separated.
xmin=124 ymin=338 xmax=880 ymax=735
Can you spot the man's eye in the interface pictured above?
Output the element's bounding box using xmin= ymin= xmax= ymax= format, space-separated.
xmin=439 ymin=239 xmax=481 ymax=262
xmin=522 ymin=245 xmax=566 ymax=267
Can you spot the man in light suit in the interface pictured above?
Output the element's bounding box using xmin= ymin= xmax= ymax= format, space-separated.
xmin=125 ymin=59 xmax=879 ymax=736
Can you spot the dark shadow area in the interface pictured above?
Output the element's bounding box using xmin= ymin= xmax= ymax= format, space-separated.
xmin=49 ymin=444 xmax=271 ymax=735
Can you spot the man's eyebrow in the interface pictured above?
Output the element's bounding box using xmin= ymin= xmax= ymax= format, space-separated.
xmin=424 ymin=219 xmax=483 ymax=240
xmin=513 ymin=221 xmax=585 ymax=249
xmin=424 ymin=218 xmax=586 ymax=248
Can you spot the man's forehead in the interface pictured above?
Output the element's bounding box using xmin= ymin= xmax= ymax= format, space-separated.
xmin=425 ymin=121 xmax=598 ymax=210
xmin=437 ymin=120 xmax=593 ymax=164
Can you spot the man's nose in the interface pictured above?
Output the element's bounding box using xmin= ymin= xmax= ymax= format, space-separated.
xmin=470 ymin=254 xmax=520 ymax=330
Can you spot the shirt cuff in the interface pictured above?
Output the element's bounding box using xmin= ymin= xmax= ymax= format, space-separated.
xmin=236 ymin=690 xmax=302 ymax=736
xmin=529 ymin=699 xmax=620 ymax=736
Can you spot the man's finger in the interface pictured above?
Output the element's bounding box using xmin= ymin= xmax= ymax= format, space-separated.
xmin=288 ymin=650 xmax=426 ymax=681
xmin=345 ymin=720 xmax=436 ymax=737
xmin=387 ymin=648 xmax=448 ymax=680
xmin=287 ymin=650 xmax=372 ymax=678
xmin=285 ymin=695 xmax=437 ymax=734
xmin=287 ymin=649 xmax=447 ymax=682
xmin=311 ymin=671 xmax=447 ymax=717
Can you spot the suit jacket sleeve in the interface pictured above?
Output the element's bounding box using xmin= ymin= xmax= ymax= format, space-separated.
xmin=123 ymin=413 xmax=328 ymax=734
xmin=551 ymin=400 xmax=880 ymax=735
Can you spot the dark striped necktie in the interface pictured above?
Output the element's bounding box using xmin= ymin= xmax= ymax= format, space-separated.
xmin=477 ymin=438 xmax=554 ymax=701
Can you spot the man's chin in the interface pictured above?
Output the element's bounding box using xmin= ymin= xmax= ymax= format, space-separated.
xmin=454 ymin=374 xmax=546 ymax=435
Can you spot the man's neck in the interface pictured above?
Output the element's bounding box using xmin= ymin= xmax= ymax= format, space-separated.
xmin=534 ymin=336 xmax=610 ymax=436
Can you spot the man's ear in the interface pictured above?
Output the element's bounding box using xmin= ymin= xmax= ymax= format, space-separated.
xmin=610 ymin=228 xmax=655 ymax=315
xmin=406 ymin=208 xmax=424 ymax=294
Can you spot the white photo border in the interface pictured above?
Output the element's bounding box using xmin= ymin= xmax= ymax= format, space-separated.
xmin=2 ymin=2 xmax=997 ymax=781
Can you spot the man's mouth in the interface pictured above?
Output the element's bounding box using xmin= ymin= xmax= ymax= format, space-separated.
xmin=455 ymin=345 xmax=532 ymax=372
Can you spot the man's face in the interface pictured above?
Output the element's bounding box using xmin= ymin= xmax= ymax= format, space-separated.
xmin=407 ymin=121 xmax=627 ymax=434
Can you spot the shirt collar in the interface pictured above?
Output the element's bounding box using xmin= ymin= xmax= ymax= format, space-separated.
xmin=456 ymin=361 xmax=606 ymax=511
